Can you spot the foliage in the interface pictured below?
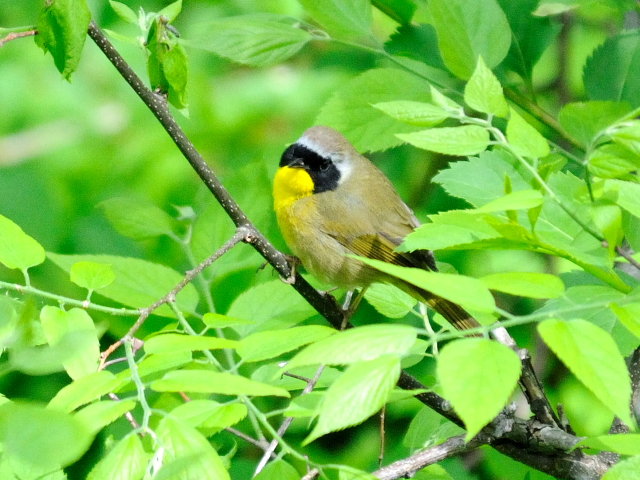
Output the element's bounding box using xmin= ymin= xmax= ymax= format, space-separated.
xmin=1 ymin=0 xmax=640 ymax=479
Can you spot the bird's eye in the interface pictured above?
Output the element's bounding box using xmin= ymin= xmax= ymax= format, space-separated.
xmin=319 ymin=161 xmax=330 ymax=171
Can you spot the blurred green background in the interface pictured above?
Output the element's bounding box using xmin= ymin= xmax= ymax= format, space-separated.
xmin=0 ymin=1 xmax=631 ymax=478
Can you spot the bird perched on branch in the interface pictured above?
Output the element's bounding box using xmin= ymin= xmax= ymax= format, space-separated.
xmin=273 ymin=125 xmax=480 ymax=332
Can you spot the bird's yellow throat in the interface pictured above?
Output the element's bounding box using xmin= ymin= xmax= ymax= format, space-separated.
xmin=273 ymin=166 xmax=314 ymax=211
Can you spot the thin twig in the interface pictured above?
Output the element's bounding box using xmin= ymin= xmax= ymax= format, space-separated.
xmin=301 ymin=468 xmax=320 ymax=480
xmin=98 ymin=228 xmax=246 ymax=369
xmin=373 ymin=433 xmax=489 ymax=480
xmin=0 ymin=29 xmax=37 ymax=47
xmin=616 ymin=245 xmax=640 ymax=272
xmin=108 ymin=393 xmax=140 ymax=431
xmin=226 ymin=427 xmax=272 ymax=453
xmin=254 ymin=366 xmax=326 ymax=476
xmin=379 ymin=405 xmax=386 ymax=468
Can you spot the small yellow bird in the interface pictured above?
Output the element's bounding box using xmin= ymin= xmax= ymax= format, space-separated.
xmin=273 ymin=125 xmax=480 ymax=331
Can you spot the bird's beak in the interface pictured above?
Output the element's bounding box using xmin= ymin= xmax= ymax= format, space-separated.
xmin=287 ymin=157 xmax=305 ymax=168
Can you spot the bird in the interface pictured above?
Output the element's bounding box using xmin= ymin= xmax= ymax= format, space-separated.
xmin=273 ymin=125 xmax=481 ymax=332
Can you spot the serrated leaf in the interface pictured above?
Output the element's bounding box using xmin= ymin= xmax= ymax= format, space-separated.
xmin=0 ymin=402 xmax=94 ymax=472
xmin=430 ymin=0 xmax=511 ymax=79
xmin=226 ymin=280 xmax=315 ymax=336
xmin=437 ymin=339 xmax=521 ymax=440
xmin=475 ymin=189 xmax=543 ymax=212
xmin=40 ymin=306 xmax=99 ymax=380
xmin=283 ymin=324 xmax=416 ymax=371
xmin=506 ymin=108 xmax=550 ymax=158
xmin=357 ymin=258 xmax=496 ymax=313
xmin=558 ymin=101 xmax=630 ymax=147
xmin=144 ymin=333 xmax=239 ymax=354
xmin=192 ymin=15 xmax=313 ymax=67
xmin=76 ymin=399 xmax=137 ymax=435
xmin=151 ymin=370 xmax=290 ymax=397
xmin=584 ymin=31 xmax=640 ymax=108
xmin=372 ymin=101 xmax=450 ymax=127
xmin=48 ymin=254 xmax=199 ymax=317
xmin=70 ymin=261 xmax=116 ymax=291
xmin=398 ymin=125 xmax=490 ymax=156
xmin=403 ymin=406 xmax=445 ymax=448
xmin=364 ymin=283 xmax=417 ymax=318
xmin=538 ymin=319 xmax=632 ymax=425
xmin=158 ymin=0 xmax=182 ymax=22
xmin=298 ymin=0 xmax=372 ymax=38
xmin=480 ymin=272 xmax=564 ymax=298
xmin=464 ymin=56 xmax=508 ymax=117
xmin=608 ymin=180 xmax=640 ymax=218
xmin=306 ymin=355 xmax=400 ymax=443
xmin=35 ymin=0 xmax=91 ymax=80
xmin=580 ymin=434 xmax=640 ymax=455
xmin=87 ymin=434 xmax=147 ymax=480
xmin=171 ymin=400 xmax=247 ymax=433
xmin=374 ymin=0 xmax=417 ymax=24
xmin=0 ymin=214 xmax=45 ymax=270
xmin=48 ymin=371 xmax=121 ymax=413
xmin=156 ymin=416 xmax=229 ymax=480
xmin=238 ymin=325 xmax=336 ymax=362
xmin=611 ymin=303 xmax=640 ymax=340
xmin=588 ymin=144 xmax=640 ymax=179
xmin=316 ymin=68 xmax=431 ymax=152
xmin=601 ymin=455 xmax=640 ymax=480
xmin=109 ymin=1 xmax=138 ymax=24
xmin=98 ymin=197 xmax=178 ymax=240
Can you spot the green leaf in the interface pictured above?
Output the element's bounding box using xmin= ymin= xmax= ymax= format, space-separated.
xmin=298 ymin=0 xmax=373 ymax=38
xmin=158 ymin=0 xmax=182 ymax=22
xmin=463 ymin=56 xmax=508 ymax=117
xmin=601 ymin=455 xmax=640 ymax=480
xmin=588 ymin=144 xmax=640 ymax=179
xmin=372 ymin=100 xmax=450 ymax=127
xmin=611 ymin=303 xmax=640 ymax=340
xmin=0 ymin=214 xmax=45 ymax=270
xmin=202 ymin=313 xmax=255 ymax=329
xmin=226 ymin=280 xmax=315 ymax=336
xmin=172 ymin=400 xmax=247 ymax=433
xmin=48 ymin=253 xmax=199 ymax=316
xmin=558 ymin=101 xmax=630 ymax=147
xmin=109 ymin=1 xmax=138 ymax=24
xmin=284 ymin=324 xmax=416 ymax=370
xmin=237 ymin=325 xmax=336 ymax=362
xmin=88 ymin=434 xmax=147 ymax=480
xmin=35 ymin=0 xmax=91 ymax=80
xmin=433 ymin=150 xmax=531 ymax=207
xmin=401 ymin=211 xmax=502 ymax=251
xmin=609 ymin=180 xmax=640 ymax=218
xmin=357 ymin=258 xmax=496 ymax=313
xmin=403 ymin=406 xmax=445 ymax=448
xmin=364 ymin=283 xmax=418 ymax=318
xmin=437 ymin=339 xmax=521 ymax=440
xmin=0 ymin=402 xmax=94 ymax=471
xmin=429 ymin=0 xmax=511 ymax=79
xmin=70 ymin=261 xmax=116 ymax=291
xmin=48 ymin=370 xmax=121 ymax=413
xmin=475 ymin=189 xmax=543 ymax=212
xmin=254 ymin=460 xmax=300 ymax=480
xmin=75 ymin=399 xmax=137 ymax=435
xmin=506 ymin=108 xmax=550 ymax=158
xmin=611 ymin=121 xmax=640 ymax=156
xmin=480 ymin=272 xmax=564 ymax=298
xmin=98 ymin=197 xmax=178 ymax=240
xmin=306 ymin=355 xmax=401 ymax=443
xmin=581 ymin=434 xmax=640 ymax=455
xmin=40 ymin=306 xmax=99 ymax=380
xmin=538 ymin=319 xmax=632 ymax=425
xmin=192 ymin=15 xmax=313 ymax=67
xmin=151 ymin=370 xmax=290 ymax=397
xmin=156 ymin=416 xmax=229 ymax=480
xmin=316 ymin=68 xmax=431 ymax=152
xmin=497 ymin=0 xmax=560 ymax=84
xmin=584 ymin=31 xmax=640 ymax=108
xmin=398 ymin=125 xmax=490 ymax=156
xmin=146 ymin=17 xmax=189 ymax=109
xmin=144 ymin=333 xmax=239 ymax=354
xmin=373 ymin=0 xmax=417 ymax=24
